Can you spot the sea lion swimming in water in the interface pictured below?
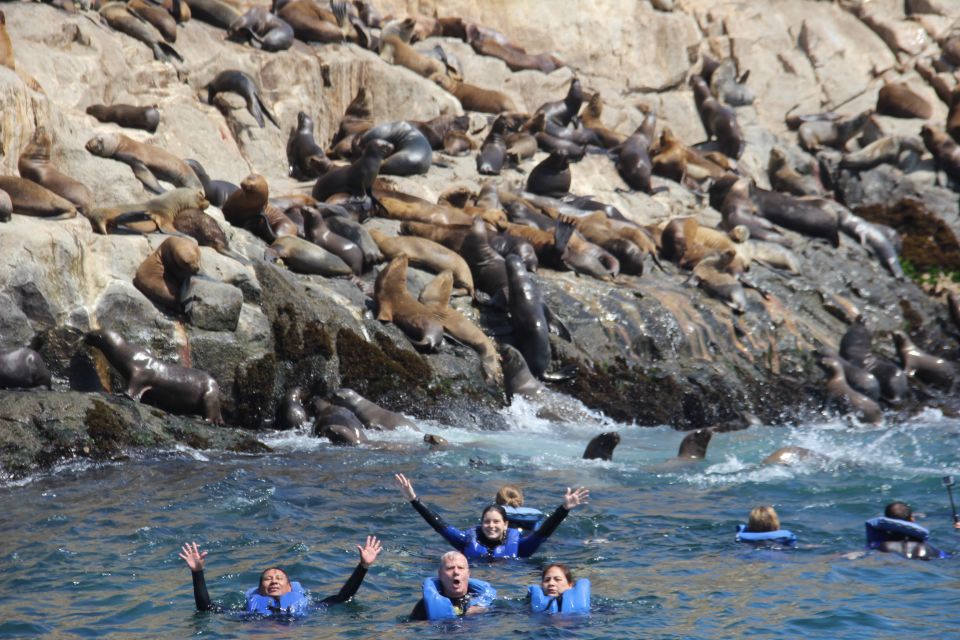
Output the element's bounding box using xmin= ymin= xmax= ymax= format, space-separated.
xmin=676 ymin=428 xmax=712 ymax=460
xmin=583 ymin=432 xmax=620 ymax=461
xmin=310 ymin=398 xmax=367 ymax=445
xmin=762 ymin=446 xmax=824 ymax=466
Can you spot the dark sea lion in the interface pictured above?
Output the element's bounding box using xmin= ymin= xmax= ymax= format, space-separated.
xmin=500 ymin=343 xmax=547 ymax=401
xmin=183 ymin=0 xmax=241 ymax=29
xmin=0 ymin=347 xmax=51 ymax=389
xmin=424 ymin=434 xmax=448 ymax=448
xmin=535 ymin=77 xmax=583 ymax=129
xmin=785 ymin=111 xmax=840 ymax=131
xmin=949 ymin=292 xmax=960 ymax=332
xmin=128 ymin=0 xmax=178 ymax=42
xmin=85 ymin=329 xmax=222 ymax=423
xmin=86 ymin=104 xmax=161 ymax=133
xmin=312 ymin=139 xmax=393 ymax=203
xmin=690 ymin=76 xmax=744 ymax=159
xmin=369 ymin=228 xmax=473 ymax=295
xmin=431 ymin=72 xmax=518 ymax=113
xmin=0 ymin=176 xmax=77 ymax=219
xmin=614 ymin=116 xmax=656 ymax=193
xmin=761 ymin=446 xmax=821 ymax=466
xmin=893 ymin=331 xmax=955 ymax=388
xmin=820 ymin=355 xmax=882 ymax=423
xmin=206 ymin=70 xmax=278 ymax=128
xmin=0 ymin=188 xmax=11 ymax=222
xmin=85 ymin=133 xmax=201 ymax=194
xmin=947 ymin=88 xmax=960 ymax=143
xmin=355 ymin=121 xmax=432 ymax=176
xmin=302 ymin=206 xmax=363 ymax=274
xmin=840 ymin=135 xmax=924 ymax=171
xmin=466 ymin=24 xmax=563 ymax=73
xmin=490 ymin=232 xmax=540 ymax=273
xmin=374 ymin=255 xmax=445 ymax=351
xmin=677 ymin=428 xmax=712 ymax=459
xmin=798 ymin=110 xmax=872 ymax=152
xmin=580 ymin=94 xmax=625 ymax=149
xmin=822 ymin=350 xmax=881 ymax=401
xmin=133 ymin=236 xmax=201 ymax=311
xmin=839 ymin=315 xmax=873 ymax=369
xmin=287 ymin=111 xmax=329 ymax=180
xmin=0 ymin=10 xmax=14 ymax=70
xmin=876 ymin=82 xmax=932 ymax=120
xmin=505 ymin=254 xmax=570 ymax=379
xmin=173 ymin=207 xmax=244 ymax=262
xmin=266 ymin=235 xmax=352 ymax=276
xmin=17 ymin=126 xmax=93 ymax=213
xmin=184 ymin=159 xmax=237 ymax=207
xmin=278 ymin=387 xmax=309 ymax=430
xmin=324 ymin=214 xmax=382 ymax=267
xmin=717 ymin=178 xmax=791 ymax=245
xmin=99 ymin=2 xmax=182 ymax=62
xmin=526 ymin=151 xmax=573 ymax=197
xmin=921 ymin=125 xmax=960 ymax=181
xmin=330 ymin=388 xmax=417 ymax=431
xmin=228 ymin=7 xmax=293 ymax=51
xmin=477 ymin=116 xmax=508 ymax=175
xmin=311 ymin=398 xmax=367 ymax=445
xmin=442 ymin=131 xmax=473 ymax=155
xmin=767 ymin=148 xmax=822 ymax=197
xmin=581 ymin=431 xmax=620 ymax=461
xmin=413 ymin=114 xmax=470 ymax=150
xmin=462 ymin=216 xmax=509 ymax=303
xmin=329 ymin=86 xmax=373 ymax=157
xmin=709 ymin=56 xmax=754 ymax=106
xmin=751 ymin=188 xmax=840 ymax=247
xmin=277 ymin=0 xmax=344 ymax=43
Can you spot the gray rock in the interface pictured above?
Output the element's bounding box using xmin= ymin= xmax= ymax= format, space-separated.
xmin=183 ymin=277 xmax=244 ymax=332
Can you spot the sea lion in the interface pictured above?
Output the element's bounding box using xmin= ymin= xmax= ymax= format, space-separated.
xmin=103 ymin=187 xmax=209 ymax=234
xmin=0 ymin=10 xmax=14 ymax=70
xmin=893 ymin=331 xmax=955 ymax=388
xmin=477 ymin=116 xmax=508 ymax=175
xmin=133 ymin=236 xmax=201 ymax=311
xmin=85 ymin=133 xmax=201 ymax=194
xmin=355 ymin=121 xmax=432 ymax=176
xmin=677 ymin=428 xmax=712 ymax=459
xmin=276 ymin=0 xmax=342 ymax=43
xmin=461 ymin=216 xmax=509 ymax=303
xmin=17 ymin=127 xmax=93 ymax=213
xmin=413 ymin=114 xmax=470 ymax=150
xmin=717 ymin=178 xmax=791 ymax=246
xmin=0 ymin=188 xmax=11 ymax=222
xmin=751 ymin=188 xmax=840 ymax=247
xmin=500 ymin=344 xmax=547 ymax=401
xmin=183 ymin=0 xmax=241 ymax=29
xmin=128 ymin=0 xmax=178 ymax=42
xmin=465 ymin=23 xmax=562 ymax=73
xmin=921 ymin=125 xmax=960 ymax=181
xmin=0 ymin=176 xmax=77 ymax=219
xmin=614 ymin=116 xmax=656 ymax=193
xmin=798 ymin=110 xmax=872 ymax=152
xmin=184 ymin=159 xmax=237 ymax=208
xmin=840 ymin=135 xmax=924 ymax=171
xmin=266 ymin=235 xmax=352 ymax=276
xmin=287 ymin=111 xmax=330 ymax=180
xmin=302 ymin=206 xmax=363 ymax=274
xmin=580 ymin=93 xmax=625 ymax=149
xmin=206 ymin=70 xmax=278 ymax=128
xmin=505 ymin=254 xmax=570 ymax=379
xmin=222 ymin=173 xmax=268 ymax=228
xmin=379 ymin=20 xmax=445 ymax=77
xmin=687 ymin=252 xmax=748 ymax=313
xmin=85 ymin=328 xmax=222 ymax=423
xmin=312 ymin=139 xmax=393 ymax=203
xmin=431 ymin=72 xmax=518 ymax=114
xmin=836 ymin=209 xmax=902 ymax=278
xmin=651 ymin=127 xmax=728 ymax=187
xmin=761 ymin=446 xmax=821 ymax=466
xmin=947 ymin=87 xmax=960 ymax=143
xmin=949 ymin=292 xmax=960 ymax=333
xmin=691 ymin=76 xmax=744 ymax=159
xmin=324 ymin=214 xmax=382 ymax=267
xmin=819 ymin=355 xmax=882 ymax=423
xmin=329 ymin=86 xmax=373 ymax=157
xmin=369 ymin=229 xmax=473 ymax=295
xmin=86 ymin=104 xmax=161 ymax=133
xmin=583 ymin=432 xmax=620 ymax=461
xmin=228 ymin=7 xmax=294 ymax=51
xmin=99 ymin=2 xmax=182 ymax=62
xmin=278 ymin=387 xmax=309 ymax=430
xmin=310 ymin=398 xmax=367 ymax=445
xmin=767 ymin=148 xmax=822 ymax=197
xmin=709 ymin=56 xmax=754 ymax=106
xmin=876 ymin=82 xmax=932 ymax=119
xmin=330 ymin=388 xmax=417 ymax=431
xmin=374 ymin=255 xmax=445 ymax=351
xmin=535 ymin=77 xmax=584 ymax=129
xmin=0 ymin=347 xmax=51 ymax=389
xmin=526 ymin=151 xmax=573 ymax=197
xmin=821 ymin=349 xmax=881 ymax=401
xmin=173 ymin=207 xmax=244 ymax=263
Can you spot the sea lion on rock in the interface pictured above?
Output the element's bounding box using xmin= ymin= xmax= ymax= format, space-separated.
xmin=526 ymin=151 xmax=573 ymax=197
xmin=134 ymin=236 xmax=201 ymax=312
xmin=0 ymin=347 xmax=51 ymax=389
xmin=876 ymin=82 xmax=932 ymax=120
xmin=466 ymin=23 xmax=563 ymax=73
xmin=500 ymin=344 xmax=547 ymax=401
xmin=173 ymin=207 xmax=245 ymax=263
xmin=86 ymin=104 xmax=160 ymax=133
xmin=184 ymin=159 xmax=237 ymax=208
xmin=431 ymin=72 xmax=518 ymax=114
xmin=717 ymin=178 xmax=791 ymax=245
xmin=206 ymin=70 xmax=279 ymax=128
xmin=819 ymin=355 xmax=882 ymax=424
xmin=379 ymin=19 xmax=445 ymax=77
xmin=921 ymin=125 xmax=960 ymax=181
xmin=374 ymin=255 xmax=445 ymax=351
xmin=583 ymin=432 xmax=620 ymax=461
xmin=836 ymin=209 xmax=903 ymax=278
xmin=369 ymin=229 xmax=473 ymax=295
xmin=228 ymin=7 xmax=294 ymax=51
xmin=709 ymin=56 xmax=754 ymax=106
xmin=477 ymin=116 xmax=508 ymax=175
xmin=614 ymin=115 xmax=656 ymax=193
xmin=99 ymin=3 xmax=182 ymax=62
xmin=325 ymin=214 xmax=382 ymax=267
xmin=277 ymin=0 xmax=343 ymax=43
xmin=287 ymin=111 xmax=330 ymax=180
xmin=580 ymin=93 xmax=626 ymax=149
xmin=312 ymin=139 xmax=393 ymax=203
xmin=329 ymin=86 xmax=374 ymax=157
xmin=278 ymin=387 xmax=309 ymax=430
xmin=0 ymin=176 xmax=77 ymax=219
xmin=767 ymin=148 xmax=822 ymax=197
xmin=751 ymin=189 xmax=840 ymax=247
xmin=505 ymin=254 xmax=571 ymax=379
xmin=266 ymin=235 xmax=353 ymax=276
xmin=0 ymin=11 xmax=14 ymax=70
xmin=128 ymin=0 xmax=178 ymax=42
xmin=221 ymin=173 xmax=268 ymax=228
xmin=310 ymin=398 xmax=367 ymax=445
xmin=104 ymin=187 xmax=209 ymax=234
xmin=302 ymin=206 xmax=363 ymax=274
xmin=85 ymin=329 xmax=222 ymax=423
xmin=462 ymin=216 xmax=509 ymax=303
xmin=330 ymin=388 xmax=417 ymax=431
xmin=184 ymin=0 xmax=241 ymax=29
xmin=840 ymin=135 xmax=924 ymax=171
xmin=893 ymin=331 xmax=955 ymax=388
xmin=798 ymin=111 xmax=872 ymax=152
xmin=691 ymin=76 xmax=744 ymax=159
xmin=355 ymin=121 xmax=432 ymax=176
xmin=86 ymin=133 xmax=201 ymax=194
xmin=17 ymin=127 xmax=93 ymax=213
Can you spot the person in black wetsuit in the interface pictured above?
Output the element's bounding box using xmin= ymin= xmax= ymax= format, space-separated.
xmin=871 ymin=502 xmax=944 ymax=560
xmin=395 ymin=473 xmax=589 ymax=559
xmin=178 ymin=535 xmax=383 ymax=613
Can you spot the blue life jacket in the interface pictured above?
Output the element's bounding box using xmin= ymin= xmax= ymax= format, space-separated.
xmin=735 ymin=524 xmax=797 ymax=546
xmin=504 ymin=506 xmax=544 ymax=531
xmin=421 ymin=577 xmax=496 ymax=620
xmin=245 ymin=581 xmax=310 ymax=617
xmin=865 ymin=517 xmax=929 ymax=548
xmin=462 ymin=526 xmax=521 ymax=559
xmin=528 ymin=579 xmax=591 ymax=614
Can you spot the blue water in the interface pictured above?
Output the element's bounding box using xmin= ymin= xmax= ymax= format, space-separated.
xmin=1 ymin=400 xmax=959 ymax=639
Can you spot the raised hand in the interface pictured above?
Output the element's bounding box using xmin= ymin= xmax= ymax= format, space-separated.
xmin=563 ymin=486 xmax=589 ymax=510
xmin=178 ymin=541 xmax=207 ymax=573
xmin=395 ymin=473 xmax=417 ymax=501
xmin=358 ymin=535 xmax=383 ymax=568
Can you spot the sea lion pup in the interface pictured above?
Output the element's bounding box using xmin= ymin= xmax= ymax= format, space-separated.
xmin=583 ymin=432 xmax=620 ymax=461
xmin=465 ymin=22 xmax=563 ymax=73
xmin=301 ymin=206 xmax=363 ymax=274
xmin=505 ymin=254 xmax=571 ymax=379
xmin=412 ymin=114 xmax=470 ymax=150
xmin=128 ymin=0 xmax=178 ymax=42
xmin=184 ymin=159 xmax=237 ymax=208
xmin=921 ymin=125 xmax=960 ymax=181
xmin=227 ymin=7 xmax=294 ymax=51
xmin=526 ymin=151 xmax=574 ymax=197
xmin=85 ymin=133 xmax=201 ymax=194
xmin=312 ymin=139 xmax=393 ymax=204
xmin=0 ymin=11 xmax=14 ymax=70
xmin=86 ymin=104 xmax=161 ymax=133
xmin=374 ymin=255 xmax=445 ymax=351
xmin=184 ymin=0 xmax=241 ymax=29
xmin=417 ymin=269 xmax=503 ymax=386
xmin=892 ymin=331 xmax=956 ymax=388
xmin=330 ymin=388 xmax=418 ymax=431
xmin=836 ymin=209 xmax=903 ymax=278
xmin=477 ymin=116 xmax=508 ymax=175
xmin=797 ymin=110 xmax=872 ymax=152
xmin=277 ymin=387 xmax=309 ymax=430
xmin=0 ymin=176 xmax=77 ymax=219
xmin=0 ymin=347 xmax=51 ymax=389
xmin=369 ymin=228 xmax=474 ymax=295
xmin=690 ymin=76 xmax=744 ymax=159
xmin=265 ymin=235 xmax=352 ymax=276
xmin=716 ymin=177 xmax=791 ymax=246
xmin=287 ymin=112 xmax=331 ymax=180
xmin=378 ymin=18 xmax=445 ymax=78
xmin=17 ymin=127 xmax=94 ymax=214
xmin=329 ymin=86 xmax=374 ymax=158
xmin=686 ymin=251 xmax=748 ymax=313
xmin=206 ymin=70 xmax=279 ymax=129
xmin=133 ymin=236 xmax=201 ymax=312
xmin=750 ymin=188 xmax=840 ymax=247
xmin=354 ymin=121 xmax=432 ymax=176
xmin=767 ymin=148 xmax=822 ymax=197
xmin=762 ymin=446 xmax=822 ymax=466
xmin=709 ymin=56 xmax=754 ymax=106
xmin=677 ymin=428 xmax=712 ymax=459
xmin=220 ymin=173 xmax=267 ymax=229
xmin=276 ymin=0 xmax=344 ymax=43
xmin=876 ymin=82 xmax=932 ymax=120
xmin=84 ymin=328 xmax=223 ymax=423
xmin=840 ymin=135 xmax=925 ymax=171
xmin=173 ymin=207 xmax=246 ymax=263
xmin=430 ymin=71 xmax=519 ymax=114
xmin=819 ymin=355 xmax=882 ymax=424
xmin=614 ymin=114 xmax=656 ymax=193
xmin=98 ymin=2 xmax=182 ymax=63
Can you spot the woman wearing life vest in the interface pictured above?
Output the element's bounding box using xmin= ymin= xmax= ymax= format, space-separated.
xmin=528 ymin=563 xmax=591 ymax=614
xmin=178 ymin=536 xmax=382 ymax=615
xmin=395 ymin=473 xmax=589 ymax=559
xmin=735 ymin=505 xmax=797 ymax=547
xmin=495 ymin=484 xmax=544 ymax=532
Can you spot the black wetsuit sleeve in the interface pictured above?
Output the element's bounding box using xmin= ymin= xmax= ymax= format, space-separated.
xmin=517 ymin=505 xmax=570 ymax=557
xmin=410 ymin=598 xmax=428 ymax=621
xmin=191 ymin=569 xmax=215 ymax=612
xmin=410 ymin=498 xmax=469 ymax=550
xmin=319 ymin=562 xmax=368 ymax=605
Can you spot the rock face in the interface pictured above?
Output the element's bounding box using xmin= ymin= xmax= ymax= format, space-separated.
xmin=0 ymin=1 xmax=959 ymax=477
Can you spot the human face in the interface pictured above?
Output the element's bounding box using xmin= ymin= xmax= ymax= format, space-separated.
xmin=259 ymin=569 xmax=292 ymax=597
xmin=541 ymin=566 xmax=572 ymax=597
xmin=480 ymin=510 xmax=506 ymax=540
xmin=439 ymin=555 xmax=470 ymax=598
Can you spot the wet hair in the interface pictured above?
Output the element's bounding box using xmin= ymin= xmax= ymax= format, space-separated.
xmin=439 ymin=550 xmax=468 ymax=570
xmin=479 ymin=504 xmax=508 ymax=543
xmin=541 ymin=562 xmax=573 ymax=584
xmin=747 ymin=506 xmax=780 ymax=532
xmin=496 ymin=484 xmax=524 ymax=508
xmin=885 ymin=501 xmax=912 ymax=521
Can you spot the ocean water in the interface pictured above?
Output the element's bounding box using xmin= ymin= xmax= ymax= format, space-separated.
xmin=1 ymin=399 xmax=958 ymax=639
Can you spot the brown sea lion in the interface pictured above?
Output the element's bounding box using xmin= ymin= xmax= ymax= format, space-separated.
xmin=431 ymin=72 xmax=518 ymax=114
xmin=677 ymin=428 xmax=712 ymax=459
xmin=173 ymin=207 xmax=245 ymax=263
xmin=222 ymin=174 xmax=268 ymax=228
xmin=98 ymin=2 xmax=182 ymax=63
xmin=373 ymin=188 xmax=477 ymax=226
xmin=329 ymin=86 xmax=373 ymax=158
xmin=651 ymin=127 xmax=728 ymax=187
xmin=580 ymin=94 xmax=626 ymax=149
xmin=330 ymin=388 xmax=418 ymax=430
xmin=184 ymin=0 xmax=240 ymax=29
xmin=0 ymin=176 xmax=76 ymax=219
xmin=85 ymin=133 xmax=201 ymax=194
xmin=369 ymin=228 xmax=474 ymax=295
xmin=86 ymin=104 xmax=161 ymax=133
xmin=947 ymin=87 xmax=960 ymax=144
xmin=90 ymin=187 xmax=208 ymax=234
xmin=128 ymin=0 xmax=178 ymax=42
xmin=876 ymin=82 xmax=932 ymax=120
xmin=265 ymin=235 xmax=353 ymax=276
xmin=768 ymin=148 xmax=822 ymax=197
xmin=798 ymin=110 xmax=872 ymax=152
xmin=374 ymin=255 xmax=445 ymax=351
xmin=893 ymin=331 xmax=955 ymax=388
xmin=819 ymin=355 xmax=882 ymax=424
xmin=277 ymin=0 xmax=344 ymax=43
xmin=716 ymin=178 xmax=791 ymax=246
xmin=691 ymin=76 xmax=744 ymax=159
xmin=922 ymin=124 xmax=960 ymax=181
xmin=85 ymin=328 xmax=222 ymax=423
xmin=0 ymin=11 xmax=15 ymax=70
xmin=687 ymin=251 xmax=748 ymax=313
xmin=379 ymin=20 xmax=445 ymax=78
xmin=466 ymin=23 xmax=563 ymax=73
xmin=133 ymin=236 xmax=201 ymax=311
xmin=18 ymin=127 xmax=94 ymax=213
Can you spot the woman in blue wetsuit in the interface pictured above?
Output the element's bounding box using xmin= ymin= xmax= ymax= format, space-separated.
xmin=178 ymin=536 xmax=382 ymax=614
xmin=395 ymin=473 xmax=589 ymax=559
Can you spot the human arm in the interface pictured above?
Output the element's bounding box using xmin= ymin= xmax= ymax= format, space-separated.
xmin=320 ymin=536 xmax=383 ymax=605
xmin=179 ymin=542 xmax=215 ymax=612
xmin=396 ymin=473 xmax=469 ymax=550
xmin=517 ymin=487 xmax=589 ymax=557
